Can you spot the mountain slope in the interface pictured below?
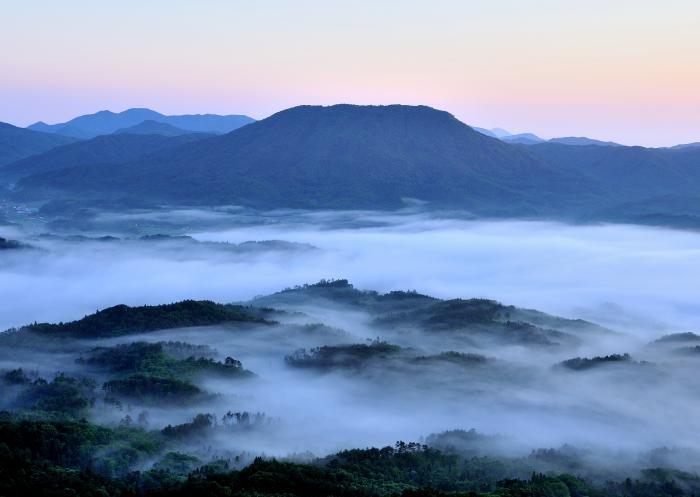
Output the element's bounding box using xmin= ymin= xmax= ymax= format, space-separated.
xmin=28 ymin=108 xmax=255 ymax=138
xmin=16 ymin=105 xmax=597 ymax=214
xmin=0 ymin=122 xmax=78 ymax=167
xmin=113 ymin=120 xmax=192 ymax=136
xmin=501 ymin=133 xmax=545 ymax=145
xmin=1 ymin=132 xmax=212 ymax=180
xmin=548 ymin=137 xmax=621 ymax=147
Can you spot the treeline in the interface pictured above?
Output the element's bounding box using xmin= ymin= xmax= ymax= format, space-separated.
xmin=8 ymin=300 xmax=271 ymax=339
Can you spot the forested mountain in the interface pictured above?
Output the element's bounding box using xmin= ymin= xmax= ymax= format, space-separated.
xmin=4 ymin=104 xmax=700 ymax=228
xmin=1 ymin=279 xmax=698 ymax=496
xmin=0 ymin=132 xmax=212 ymax=180
xmin=28 ymin=108 xmax=255 ymax=138
xmin=0 ymin=122 xmax=77 ymax=167
xmin=113 ymin=120 xmax=192 ymax=136
xmin=12 ymin=105 xmax=598 ymax=215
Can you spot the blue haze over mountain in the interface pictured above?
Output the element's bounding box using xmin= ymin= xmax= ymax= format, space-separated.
xmin=28 ymin=108 xmax=255 ymax=139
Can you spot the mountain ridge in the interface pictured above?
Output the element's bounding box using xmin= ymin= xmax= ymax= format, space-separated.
xmin=27 ymin=108 xmax=255 ymax=138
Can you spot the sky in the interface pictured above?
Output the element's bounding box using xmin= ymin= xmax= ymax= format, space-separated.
xmin=1 ymin=0 xmax=699 ymax=146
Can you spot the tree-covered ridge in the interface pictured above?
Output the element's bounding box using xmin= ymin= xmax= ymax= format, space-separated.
xmin=0 ymin=236 xmax=32 ymax=250
xmin=652 ymin=332 xmax=700 ymax=344
xmin=255 ymin=279 xmax=604 ymax=346
xmin=1 ymin=411 xmax=699 ymax=497
xmin=557 ymin=353 xmax=649 ymax=371
xmin=103 ymin=374 xmax=208 ymax=405
xmin=286 ymin=341 xmax=404 ymax=370
xmin=8 ymin=300 xmax=272 ymax=339
xmin=286 ymin=342 xmax=495 ymax=373
xmin=78 ymin=341 xmax=254 ymax=380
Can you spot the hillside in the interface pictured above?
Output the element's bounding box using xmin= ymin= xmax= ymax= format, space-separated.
xmin=113 ymin=120 xmax=192 ymax=136
xmin=0 ymin=122 xmax=77 ymax=167
xmin=0 ymin=132 xmax=212 ymax=180
xmin=14 ymin=104 xmax=596 ymax=215
xmin=28 ymin=108 xmax=255 ymax=138
xmin=9 ymin=104 xmax=700 ymax=226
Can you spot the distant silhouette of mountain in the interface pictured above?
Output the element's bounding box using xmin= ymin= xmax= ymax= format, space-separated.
xmin=473 ymin=127 xmax=511 ymax=139
xmin=27 ymin=108 xmax=255 ymax=138
xmin=113 ymin=120 xmax=192 ymax=136
xmin=472 ymin=127 xmax=497 ymax=138
xmin=548 ymin=137 xmax=621 ymax=147
xmin=14 ymin=104 xmax=592 ymax=214
xmin=490 ymin=128 xmax=511 ymax=138
xmin=670 ymin=142 xmax=700 ymax=149
xmin=474 ymin=129 xmax=623 ymax=148
xmin=0 ymin=132 xmax=211 ymax=180
xmin=0 ymin=122 xmax=78 ymax=167
xmin=501 ymin=133 xmax=545 ymax=145
xmin=10 ymin=104 xmax=700 ymax=229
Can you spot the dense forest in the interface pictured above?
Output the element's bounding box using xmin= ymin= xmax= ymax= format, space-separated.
xmin=2 ymin=280 xmax=700 ymax=496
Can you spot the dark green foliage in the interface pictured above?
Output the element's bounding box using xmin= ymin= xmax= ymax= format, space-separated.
xmin=286 ymin=341 xmax=403 ymax=369
xmin=18 ymin=300 xmax=270 ymax=338
xmin=103 ymin=374 xmax=204 ymax=404
xmin=0 ymin=414 xmax=698 ymax=497
xmin=412 ymin=352 xmax=491 ymax=367
xmin=559 ymin=354 xmax=635 ymax=371
xmin=0 ymin=236 xmax=30 ymax=250
xmin=79 ymin=341 xmax=254 ymax=379
xmin=3 ymin=368 xmax=32 ymax=385
xmin=162 ymin=413 xmax=215 ymax=439
xmin=422 ymin=299 xmax=504 ymax=327
xmin=0 ymin=413 xmax=114 ymax=468
xmin=17 ymin=373 xmax=96 ymax=416
xmin=153 ymin=451 xmax=202 ymax=473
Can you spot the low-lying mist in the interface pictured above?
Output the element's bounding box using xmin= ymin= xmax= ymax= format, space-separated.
xmin=1 ymin=208 xmax=698 ymax=336
xmin=2 ymin=207 xmax=700 ymax=478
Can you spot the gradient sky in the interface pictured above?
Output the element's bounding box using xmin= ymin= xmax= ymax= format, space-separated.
xmin=1 ymin=0 xmax=699 ymax=146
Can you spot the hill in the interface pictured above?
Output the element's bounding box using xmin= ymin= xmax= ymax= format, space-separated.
xmin=0 ymin=122 xmax=77 ymax=167
xmin=0 ymin=132 xmax=212 ymax=180
xmin=28 ymin=108 xmax=255 ymax=138
xmin=113 ymin=120 xmax=192 ymax=136
xmin=10 ymin=104 xmax=700 ymax=227
xmin=14 ymin=104 xmax=596 ymax=215
xmin=548 ymin=136 xmax=621 ymax=146
xmin=501 ymin=133 xmax=545 ymax=145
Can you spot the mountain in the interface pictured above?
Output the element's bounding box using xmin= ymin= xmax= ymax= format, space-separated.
xmin=473 ymin=127 xmax=511 ymax=139
xmin=0 ymin=122 xmax=78 ymax=167
xmin=113 ymin=120 xmax=192 ymax=136
xmin=472 ymin=127 xmax=497 ymax=138
xmin=548 ymin=136 xmax=621 ymax=147
xmin=0 ymin=132 xmax=212 ymax=180
xmin=10 ymin=104 xmax=700 ymax=228
xmin=520 ymin=142 xmax=700 ymax=226
xmin=14 ymin=104 xmax=596 ymax=214
xmin=501 ymin=133 xmax=545 ymax=145
xmin=670 ymin=142 xmax=700 ymax=149
xmin=27 ymin=108 xmax=255 ymax=138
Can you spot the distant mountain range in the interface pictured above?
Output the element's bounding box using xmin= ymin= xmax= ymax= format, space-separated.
xmin=0 ymin=122 xmax=78 ymax=167
xmin=114 ymin=120 xmax=195 ymax=137
xmin=0 ymin=132 xmax=212 ymax=180
xmin=1 ymin=104 xmax=699 ymax=228
xmin=473 ymin=127 xmax=622 ymax=147
xmin=10 ymin=105 xmax=596 ymax=215
xmin=27 ymin=108 xmax=255 ymax=139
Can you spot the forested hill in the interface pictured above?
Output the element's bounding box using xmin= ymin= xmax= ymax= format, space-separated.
xmin=5 ymin=104 xmax=700 ymax=228
xmin=11 ymin=104 xmax=596 ymax=215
